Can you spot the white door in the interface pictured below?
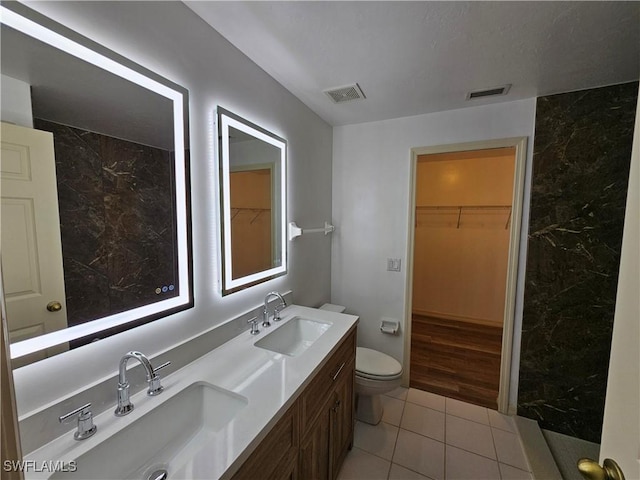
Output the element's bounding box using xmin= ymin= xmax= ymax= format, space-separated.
xmin=0 ymin=122 xmax=68 ymax=365
xmin=594 ymin=90 xmax=640 ymax=478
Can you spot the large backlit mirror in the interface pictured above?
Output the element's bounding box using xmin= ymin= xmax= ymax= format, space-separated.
xmin=1 ymin=3 xmax=193 ymax=367
xmin=218 ymin=108 xmax=286 ymax=295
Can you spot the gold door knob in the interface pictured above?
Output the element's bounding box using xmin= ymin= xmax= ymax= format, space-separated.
xmin=46 ymin=301 xmax=62 ymax=312
xmin=578 ymin=458 xmax=625 ymax=480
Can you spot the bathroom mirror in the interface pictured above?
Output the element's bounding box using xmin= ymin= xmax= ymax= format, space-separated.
xmin=0 ymin=3 xmax=193 ymax=366
xmin=218 ymin=108 xmax=286 ymax=295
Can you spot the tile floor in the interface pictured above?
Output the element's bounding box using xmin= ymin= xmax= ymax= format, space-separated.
xmin=337 ymin=387 xmax=533 ymax=480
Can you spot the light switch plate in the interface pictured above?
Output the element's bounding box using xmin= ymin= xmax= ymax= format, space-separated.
xmin=387 ymin=258 xmax=402 ymax=272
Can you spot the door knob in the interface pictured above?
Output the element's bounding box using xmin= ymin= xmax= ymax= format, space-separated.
xmin=46 ymin=301 xmax=62 ymax=312
xmin=578 ymin=458 xmax=625 ymax=480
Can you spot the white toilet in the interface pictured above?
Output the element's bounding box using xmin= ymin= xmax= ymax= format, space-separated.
xmin=320 ymin=304 xmax=403 ymax=425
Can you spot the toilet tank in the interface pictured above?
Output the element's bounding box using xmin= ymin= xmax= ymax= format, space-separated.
xmin=319 ymin=303 xmax=346 ymax=314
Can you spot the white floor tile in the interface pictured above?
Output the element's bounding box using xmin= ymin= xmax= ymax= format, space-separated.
xmin=354 ymin=420 xmax=399 ymax=460
xmin=445 ymin=415 xmax=496 ymax=460
xmin=393 ymin=429 xmax=445 ymax=480
xmin=382 ymin=395 xmax=406 ymax=426
xmin=407 ymin=388 xmax=446 ymax=412
xmin=492 ymin=428 xmax=529 ymax=470
xmin=445 ymin=445 xmax=501 ymax=480
xmin=337 ymin=447 xmax=391 ymax=480
xmin=499 ymin=463 xmax=534 ymax=480
xmin=386 ymin=386 xmax=409 ymax=401
xmin=445 ymin=398 xmax=490 ymax=425
xmin=488 ymin=409 xmax=515 ymax=432
xmin=388 ymin=463 xmax=432 ymax=480
xmin=342 ymin=391 xmax=533 ymax=480
xmin=400 ymin=402 xmax=445 ymax=442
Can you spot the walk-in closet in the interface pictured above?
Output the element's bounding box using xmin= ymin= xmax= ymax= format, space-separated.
xmin=410 ymin=147 xmax=516 ymax=409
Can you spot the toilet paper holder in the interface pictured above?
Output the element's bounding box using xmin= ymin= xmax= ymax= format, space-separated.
xmin=380 ymin=319 xmax=399 ymax=335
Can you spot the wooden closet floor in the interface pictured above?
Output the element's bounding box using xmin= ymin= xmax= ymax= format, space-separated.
xmin=409 ymin=312 xmax=503 ymax=409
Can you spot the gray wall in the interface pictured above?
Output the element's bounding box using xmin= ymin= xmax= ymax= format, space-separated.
xmin=13 ymin=1 xmax=333 ymax=415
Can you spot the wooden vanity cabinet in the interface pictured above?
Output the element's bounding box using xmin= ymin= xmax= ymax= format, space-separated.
xmin=231 ymin=328 xmax=356 ymax=480
xmin=300 ymin=330 xmax=356 ymax=480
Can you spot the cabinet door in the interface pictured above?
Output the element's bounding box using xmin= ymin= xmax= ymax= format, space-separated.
xmin=330 ymin=360 xmax=355 ymax=479
xmin=300 ymin=405 xmax=331 ymax=480
xmin=232 ymin=402 xmax=299 ymax=480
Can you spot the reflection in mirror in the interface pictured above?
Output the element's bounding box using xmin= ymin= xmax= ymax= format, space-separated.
xmin=0 ymin=4 xmax=193 ymax=367
xmin=218 ymin=108 xmax=286 ymax=295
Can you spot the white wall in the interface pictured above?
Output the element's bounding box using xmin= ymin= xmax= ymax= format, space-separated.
xmin=1 ymin=74 xmax=33 ymax=128
xmin=12 ymin=1 xmax=333 ymax=415
xmin=331 ymin=99 xmax=536 ymax=409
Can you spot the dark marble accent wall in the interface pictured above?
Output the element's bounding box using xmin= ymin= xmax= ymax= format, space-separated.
xmin=518 ymin=82 xmax=638 ymax=443
xmin=34 ymin=119 xmax=178 ymax=342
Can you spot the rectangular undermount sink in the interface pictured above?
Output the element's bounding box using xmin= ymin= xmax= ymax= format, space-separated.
xmin=50 ymin=382 xmax=247 ymax=480
xmin=254 ymin=316 xmax=331 ymax=356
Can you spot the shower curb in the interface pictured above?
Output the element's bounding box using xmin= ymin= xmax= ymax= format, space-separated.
xmin=514 ymin=416 xmax=563 ymax=480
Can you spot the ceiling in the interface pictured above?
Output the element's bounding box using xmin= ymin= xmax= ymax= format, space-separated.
xmin=185 ymin=1 xmax=639 ymax=127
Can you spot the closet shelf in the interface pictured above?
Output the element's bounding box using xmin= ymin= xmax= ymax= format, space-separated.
xmin=415 ymin=205 xmax=512 ymax=229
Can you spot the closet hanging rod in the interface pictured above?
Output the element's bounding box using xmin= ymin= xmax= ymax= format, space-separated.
xmin=415 ymin=205 xmax=513 ymax=230
xmin=288 ymin=221 xmax=335 ymax=241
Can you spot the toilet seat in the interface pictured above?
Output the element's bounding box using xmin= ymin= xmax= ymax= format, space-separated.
xmin=356 ymin=347 xmax=402 ymax=380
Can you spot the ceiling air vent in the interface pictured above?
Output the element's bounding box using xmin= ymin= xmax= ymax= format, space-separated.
xmin=467 ymin=84 xmax=511 ymax=100
xmin=324 ymin=83 xmax=366 ymax=104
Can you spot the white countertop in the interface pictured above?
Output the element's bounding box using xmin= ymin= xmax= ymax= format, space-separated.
xmin=24 ymin=305 xmax=358 ymax=480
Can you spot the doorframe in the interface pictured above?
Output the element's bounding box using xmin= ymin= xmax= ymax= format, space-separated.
xmin=1 ymin=260 xmax=24 ymax=478
xmin=403 ymin=137 xmax=528 ymax=413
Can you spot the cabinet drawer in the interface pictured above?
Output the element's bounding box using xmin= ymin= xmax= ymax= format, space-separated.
xmin=232 ymin=400 xmax=300 ymax=480
xmin=301 ymin=329 xmax=356 ymax=434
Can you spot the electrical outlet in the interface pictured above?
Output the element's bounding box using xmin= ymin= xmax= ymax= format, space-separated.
xmin=387 ymin=258 xmax=402 ymax=272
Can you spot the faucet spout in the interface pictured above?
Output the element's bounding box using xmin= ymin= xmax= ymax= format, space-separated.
xmin=262 ymin=292 xmax=287 ymax=327
xmin=115 ymin=351 xmax=157 ymax=416
xmin=118 ymin=351 xmax=155 ymax=385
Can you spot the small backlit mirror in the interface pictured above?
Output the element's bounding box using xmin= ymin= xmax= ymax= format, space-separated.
xmin=217 ymin=108 xmax=287 ymax=295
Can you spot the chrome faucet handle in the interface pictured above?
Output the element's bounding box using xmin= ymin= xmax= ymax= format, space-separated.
xmin=248 ymin=316 xmax=260 ymax=335
xmin=273 ymin=303 xmax=286 ymax=322
xmin=148 ymin=361 xmax=171 ymax=396
xmin=59 ymin=403 xmax=97 ymax=441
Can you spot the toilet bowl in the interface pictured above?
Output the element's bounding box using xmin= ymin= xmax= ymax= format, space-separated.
xmin=355 ymin=347 xmax=403 ymax=424
xmin=320 ymin=304 xmax=404 ymax=425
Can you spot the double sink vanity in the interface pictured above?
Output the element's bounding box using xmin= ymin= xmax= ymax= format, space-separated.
xmin=23 ymin=305 xmax=358 ymax=480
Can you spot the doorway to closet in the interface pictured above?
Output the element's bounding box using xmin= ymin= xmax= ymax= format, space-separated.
xmin=406 ymin=139 xmax=526 ymax=412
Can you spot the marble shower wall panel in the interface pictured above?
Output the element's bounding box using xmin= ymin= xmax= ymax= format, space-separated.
xmin=518 ymin=82 xmax=638 ymax=443
xmin=34 ymin=119 xmax=177 ymax=332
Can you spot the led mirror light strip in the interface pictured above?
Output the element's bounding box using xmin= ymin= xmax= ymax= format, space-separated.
xmin=2 ymin=6 xmax=191 ymax=359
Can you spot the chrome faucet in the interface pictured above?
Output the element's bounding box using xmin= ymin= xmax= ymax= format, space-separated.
xmin=115 ymin=351 xmax=170 ymax=416
xmin=262 ymin=291 xmax=287 ymax=327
